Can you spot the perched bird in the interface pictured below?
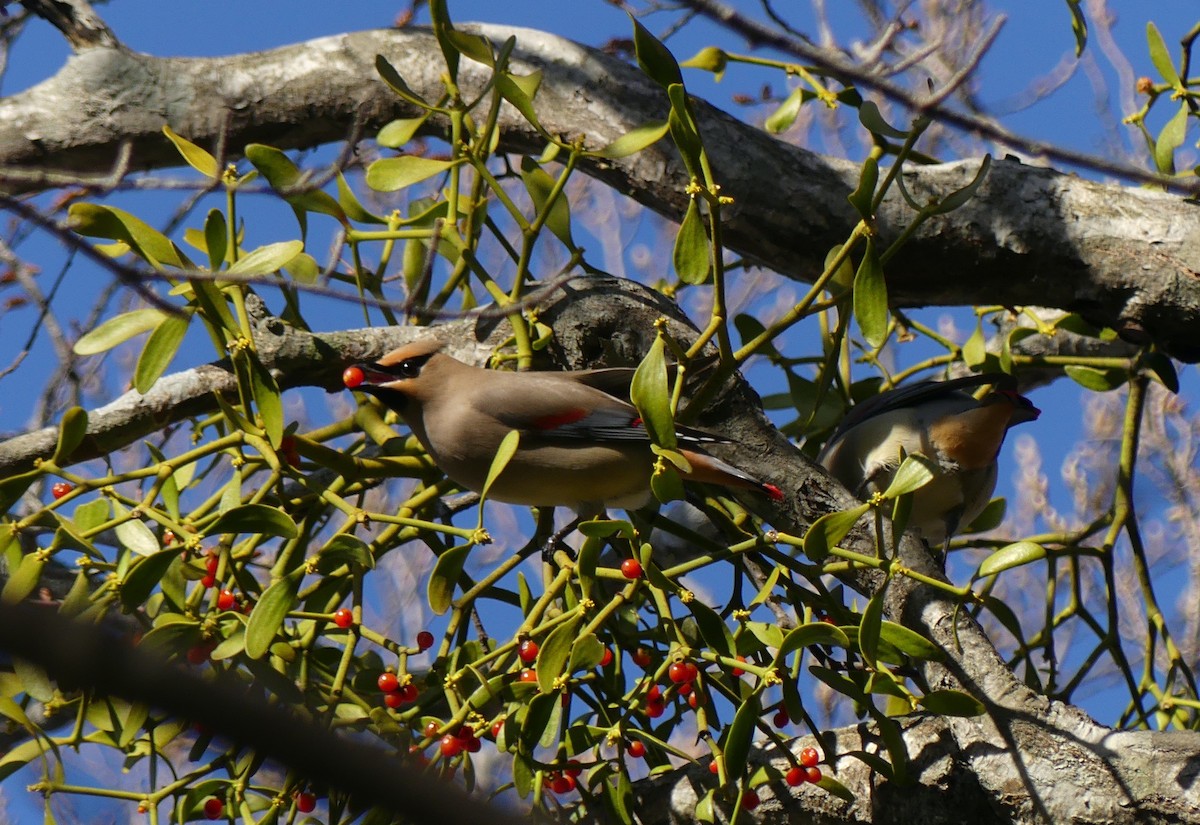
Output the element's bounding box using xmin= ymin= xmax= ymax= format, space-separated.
xmin=342 ymin=338 xmax=783 ymax=516
xmin=818 ymin=374 xmax=1039 ymax=544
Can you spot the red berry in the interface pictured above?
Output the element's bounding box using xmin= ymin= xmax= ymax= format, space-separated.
xmin=600 ymin=647 xmax=614 ymax=667
xmin=205 ymin=554 xmax=220 ymax=574
xmin=162 ymin=530 xmax=176 ymax=545
xmin=645 ymin=700 xmax=665 ymax=719
xmin=565 ymin=760 xmax=583 ymax=777
xmin=646 ymin=685 xmax=662 ymax=702
xmin=416 ymin=630 xmax=435 ymax=651
xmin=627 ymin=740 xmax=646 ymax=758
xmin=805 ymin=766 xmax=822 ymax=784
xmin=200 ymin=574 xmax=216 ymax=589
xmin=550 ymin=774 xmax=573 ymax=793
xmin=632 ymin=647 xmax=652 ymax=668
xmin=440 ymin=734 xmax=464 ymax=757
xmin=342 ymin=366 xmax=365 ymax=388
xmin=203 ymin=797 xmax=223 ymax=819
xmin=456 ymin=724 xmax=475 ymax=741
xmin=424 ymin=720 xmax=440 ymax=739
xmin=668 ymin=661 xmax=690 ymax=684
xmin=799 ymin=746 xmax=820 ymax=768
xmin=466 ymin=735 xmax=482 ymax=753
xmin=50 ymin=482 xmax=72 ymax=500
xmin=678 ymin=681 xmax=693 ymax=696
xmin=683 ymin=661 xmax=699 ymax=682
xmin=786 ymin=766 xmax=806 ymax=786
xmin=773 ymin=709 xmax=789 ymax=728
xmin=398 ymin=683 xmax=418 ymax=703
xmin=741 ymin=789 xmax=760 ymax=810
xmin=333 ymin=608 xmax=354 ymax=628
xmin=518 ymin=667 xmax=538 ymax=683
xmin=378 ymin=672 xmax=400 ymax=693
xmin=279 ymin=435 xmax=301 ymax=468
xmin=296 ymin=791 xmax=316 ymax=813
xmin=186 ymin=644 xmax=210 ymax=665
xmin=384 ymin=692 xmax=404 ymax=709
xmin=708 ymin=760 xmax=720 ymax=775
xmin=491 ymin=718 xmax=505 ymax=739
xmin=620 ymin=558 xmax=643 ymax=579
xmin=216 ymin=589 xmax=235 ymax=611
xmin=687 ymin=692 xmax=701 ymax=709
xmin=731 ymin=655 xmax=746 ymax=677
xmin=518 ymin=639 xmax=539 ymax=664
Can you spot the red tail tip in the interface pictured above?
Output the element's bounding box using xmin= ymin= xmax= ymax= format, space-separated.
xmin=763 ymin=483 xmax=784 ymax=502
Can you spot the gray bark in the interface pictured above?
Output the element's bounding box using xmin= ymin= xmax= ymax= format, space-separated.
xmin=0 ymin=25 xmax=1198 ymax=361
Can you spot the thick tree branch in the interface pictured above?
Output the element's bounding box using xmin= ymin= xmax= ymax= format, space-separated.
xmin=1 ymin=26 xmax=1198 ymax=360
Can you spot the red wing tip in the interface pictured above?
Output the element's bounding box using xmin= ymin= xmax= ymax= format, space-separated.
xmin=532 ymin=408 xmax=589 ymax=430
xmin=763 ymin=483 xmax=785 ymax=502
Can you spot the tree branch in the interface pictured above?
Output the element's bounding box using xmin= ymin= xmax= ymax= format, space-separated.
xmin=1 ymin=25 xmax=1198 ymax=360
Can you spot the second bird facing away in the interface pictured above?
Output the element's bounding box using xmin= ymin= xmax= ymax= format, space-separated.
xmin=818 ymin=374 xmax=1040 ymax=544
xmin=343 ymin=338 xmax=783 ymax=515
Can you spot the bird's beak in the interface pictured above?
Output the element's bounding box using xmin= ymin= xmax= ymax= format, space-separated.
xmin=342 ymin=365 xmax=396 ymax=389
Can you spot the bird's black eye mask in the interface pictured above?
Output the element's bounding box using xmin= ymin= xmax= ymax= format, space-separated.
xmin=365 ymin=353 xmax=434 ymax=382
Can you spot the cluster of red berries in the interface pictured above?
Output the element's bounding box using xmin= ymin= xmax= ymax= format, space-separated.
xmin=785 ymin=747 xmax=823 ymax=786
xmin=436 ymin=724 xmax=482 ymax=757
xmin=200 ymin=551 xmax=220 ymax=589
xmin=378 ymin=671 xmax=419 ymax=708
xmin=543 ymin=761 xmax=583 ymax=795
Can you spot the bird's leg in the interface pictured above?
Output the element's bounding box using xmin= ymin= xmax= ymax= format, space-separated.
xmin=542 ymin=513 xmax=583 ymax=563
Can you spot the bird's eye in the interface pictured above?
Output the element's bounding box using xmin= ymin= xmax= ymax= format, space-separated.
xmin=398 ymin=359 xmax=421 ymax=379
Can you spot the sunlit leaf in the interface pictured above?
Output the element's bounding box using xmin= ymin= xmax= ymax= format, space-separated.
xmin=978 ymin=540 xmax=1046 ymax=578
xmin=53 ymin=407 xmax=88 ymax=464
xmin=428 ymin=542 xmax=473 ymax=615
xmin=802 ymin=504 xmax=868 ymax=562
xmin=134 ymin=312 xmax=190 ymax=394
xmin=365 ymin=156 xmax=456 ymax=192
xmin=162 ymin=125 xmax=218 ymax=178
xmin=1146 ymin=22 xmax=1182 ymax=88
xmin=680 ymin=46 xmax=727 ymax=80
xmin=673 ymin=199 xmax=709 ymax=285
xmin=226 ymin=241 xmax=304 ymax=276
xmin=629 ymin=335 xmax=675 ymax=448
xmin=630 ymin=15 xmax=683 ymax=88
xmin=880 ymin=454 xmax=938 ymax=499
xmin=74 ymin=309 xmax=168 ymax=355
xmin=116 ymin=517 xmax=160 ymax=557
xmin=853 ymin=238 xmax=888 ymax=348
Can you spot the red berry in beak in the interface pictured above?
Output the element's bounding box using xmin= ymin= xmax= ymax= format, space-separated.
xmin=343 ymin=366 xmax=365 ymax=388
